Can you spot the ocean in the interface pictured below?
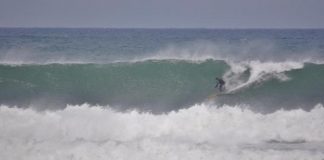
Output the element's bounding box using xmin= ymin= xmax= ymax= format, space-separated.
xmin=0 ymin=28 xmax=324 ymax=159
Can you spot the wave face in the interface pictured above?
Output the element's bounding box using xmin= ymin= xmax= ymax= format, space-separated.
xmin=0 ymin=60 xmax=323 ymax=112
xmin=1 ymin=104 xmax=324 ymax=160
xmin=0 ymin=60 xmax=227 ymax=111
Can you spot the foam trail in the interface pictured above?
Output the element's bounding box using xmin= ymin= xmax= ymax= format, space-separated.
xmin=1 ymin=104 xmax=324 ymax=160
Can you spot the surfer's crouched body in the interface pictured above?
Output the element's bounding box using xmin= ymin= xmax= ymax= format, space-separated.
xmin=215 ymin=77 xmax=225 ymax=92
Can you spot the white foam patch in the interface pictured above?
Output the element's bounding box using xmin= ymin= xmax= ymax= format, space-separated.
xmin=1 ymin=103 xmax=324 ymax=160
xmin=223 ymin=61 xmax=304 ymax=93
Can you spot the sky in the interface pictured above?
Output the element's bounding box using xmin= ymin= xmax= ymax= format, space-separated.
xmin=0 ymin=0 xmax=324 ymax=28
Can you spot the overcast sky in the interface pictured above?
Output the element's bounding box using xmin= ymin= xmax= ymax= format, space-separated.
xmin=1 ymin=0 xmax=324 ymax=28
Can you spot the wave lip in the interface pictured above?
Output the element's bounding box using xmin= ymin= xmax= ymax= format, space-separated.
xmin=1 ymin=103 xmax=324 ymax=159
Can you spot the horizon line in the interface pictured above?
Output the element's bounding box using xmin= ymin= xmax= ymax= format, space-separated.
xmin=1 ymin=26 xmax=324 ymax=30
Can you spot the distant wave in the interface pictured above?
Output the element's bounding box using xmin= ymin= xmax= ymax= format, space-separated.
xmin=1 ymin=39 xmax=324 ymax=65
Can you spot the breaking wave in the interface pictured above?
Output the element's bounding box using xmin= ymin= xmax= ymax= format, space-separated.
xmin=1 ymin=103 xmax=324 ymax=160
xmin=0 ymin=59 xmax=323 ymax=112
xmin=1 ymin=28 xmax=324 ymax=160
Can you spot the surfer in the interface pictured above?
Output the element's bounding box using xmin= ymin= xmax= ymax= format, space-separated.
xmin=215 ymin=77 xmax=225 ymax=92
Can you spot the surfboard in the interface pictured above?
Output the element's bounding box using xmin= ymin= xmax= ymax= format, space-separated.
xmin=207 ymin=91 xmax=232 ymax=100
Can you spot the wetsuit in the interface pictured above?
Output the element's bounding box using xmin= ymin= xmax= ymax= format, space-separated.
xmin=215 ymin=78 xmax=225 ymax=92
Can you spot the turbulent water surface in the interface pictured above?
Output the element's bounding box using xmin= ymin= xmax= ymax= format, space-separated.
xmin=0 ymin=28 xmax=324 ymax=160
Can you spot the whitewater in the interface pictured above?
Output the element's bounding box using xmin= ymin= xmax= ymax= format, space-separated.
xmin=1 ymin=28 xmax=324 ymax=159
xmin=1 ymin=104 xmax=324 ymax=160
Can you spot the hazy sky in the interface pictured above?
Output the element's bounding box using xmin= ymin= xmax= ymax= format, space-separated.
xmin=1 ymin=0 xmax=324 ymax=28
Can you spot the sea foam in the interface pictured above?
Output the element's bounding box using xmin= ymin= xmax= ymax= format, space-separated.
xmin=1 ymin=103 xmax=324 ymax=160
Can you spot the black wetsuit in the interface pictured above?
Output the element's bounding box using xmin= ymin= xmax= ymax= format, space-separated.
xmin=215 ymin=78 xmax=225 ymax=92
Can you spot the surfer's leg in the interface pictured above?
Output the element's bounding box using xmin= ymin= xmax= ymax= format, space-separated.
xmin=219 ymin=84 xmax=224 ymax=92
